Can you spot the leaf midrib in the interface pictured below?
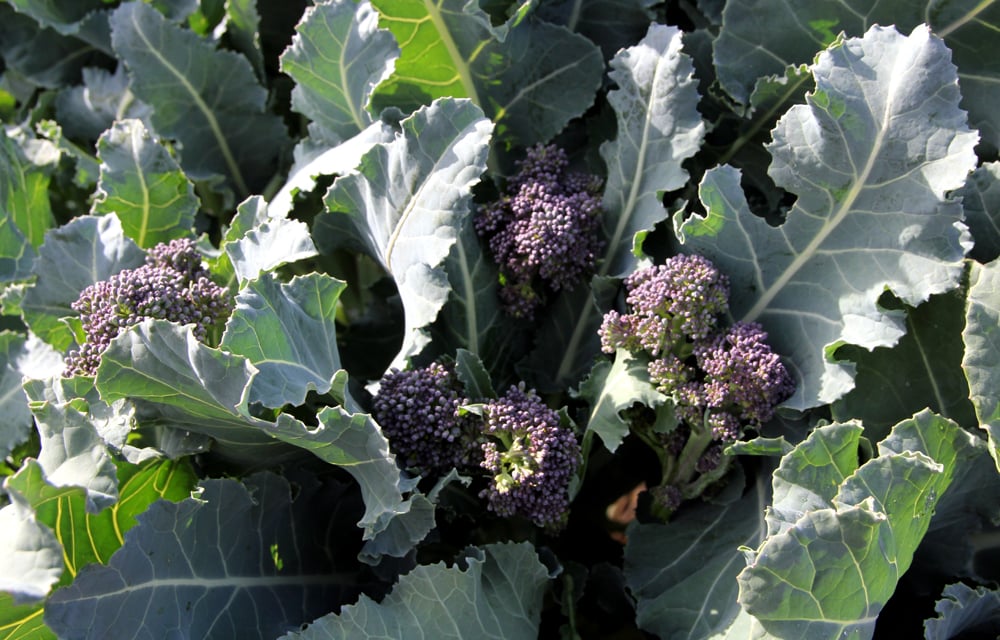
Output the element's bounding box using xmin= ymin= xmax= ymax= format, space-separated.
xmin=127 ymin=6 xmax=249 ymax=197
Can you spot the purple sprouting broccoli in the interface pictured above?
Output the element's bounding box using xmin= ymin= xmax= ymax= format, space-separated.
xmin=475 ymin=143 xmax=604 ymax=319
xmin=371 ymin=362 xmax=481 ymax=472
xmin=596 ymin=254 xmax=793 ymax=518
xmin=600 ymin=253 xmax=730 ymax=356
xmin=64 ymin=239 xmax=231 ymax=377
xmin=479 ymin=384 xmax=580 ymax=530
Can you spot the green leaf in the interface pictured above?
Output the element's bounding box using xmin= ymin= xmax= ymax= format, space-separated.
xmin=625 ymin=474 xmax=768 ymax=639
xmin=924 ymin=583 xmax=1000 ymax=640
xmin=0 ymin=6 xmax=109 ymax=89
xmin=268 ymin=121 xmax=394 ymax=219
xmin=714 ymin=0 xmax=1000 ymax=151
xmin=110 ymin=1 xmax=289 ymax=197
xmin=369 ymin=0 xmax=602 ymax=146
xmin=576 ymin=349 xmax=668 ymax=453
xmin=545 ymin=23 xmax=704 ymax=390
xmin=95 ymin=319 xmax=298 ymax=463
xmin=0 ymin=333 xmax=34 ymax=458
xmin=97 ymin=320 xmax=413 ymax=538
xmin=221 ymin=272 xmax=347 ymax=408
xmin=962 ymin=259 xmax=1000 ymax=469
xmin=429 ymin=217 xmax=515 ymax=373
xmin=832 ymin=286 xmax=977 ymax=437
xmin=45 ymin=472 xmax=362 ymax=640
xmin=0 ymin=126 xmax=55 ymax=250
xmin=315 ymin=98 xmax=492 ymax=370
xmin=5 ymin=0 xmax=109 ymax=43
xmin=20 ymin=214 xmax=146 ymax=351
xmin=0 ymin=495 xmax=63 ymax=602
xmin=957 ymin=162 xmax=1000 ymax=264
xmin=6 ymin=457 xmax=195 ymax=586
xmin=218 ymin=196 xmax=318 ymax=287
xmin=281 ymin=0 xmax=398 ymax=144
xmin=281 ymin=542 xmax=549 ymax=639
xmin=224 ymin=0 xmax=265 ymax=83
xmin=53 ymin=67 xmax=152 ymax=142
xmin=535 ymin=0 xmax=658 ymax=60
xmin=765 ymin=422 xmax=863 ymax=537
xmin=0 ymin=593 xmax=53 ymax=640
xmin=90 ymin=119 xmax=198 ymax=248
xmin=678 ymin=26 xmax=976 ymax=410
xmin=600 ymin=23 xmax=705 ymax=278
xmin=454 ymin=347 xmax=496 ymax=401
xmin=737 ymin=411 xmax=966 ymax=638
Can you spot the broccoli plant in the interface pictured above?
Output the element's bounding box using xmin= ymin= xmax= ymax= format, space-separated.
xmin=475 ymin=143 xmax=604 ymax=319
xmin=599 ymin=254 xmax=794 ymax=516
xmin=64 ymin=238 xmax=232 ymax=377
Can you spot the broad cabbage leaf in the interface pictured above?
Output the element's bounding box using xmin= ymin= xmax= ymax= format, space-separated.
xmin=90 ymin=119 xmax=197 ymax=248
xmin=314 ymin=97 xmax=492 ymax=371
xmin=962 ymin=258 xmax=1000 ymax=469
xmin=678 ymin=25 xmax=976 ymax=409
xmin=282 ymin=542 xmax=549 ymax=639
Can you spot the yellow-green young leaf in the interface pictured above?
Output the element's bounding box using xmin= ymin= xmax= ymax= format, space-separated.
xmin=4 ymin=457 xmax=196 ymax=586
xmin=0 ymin=593 xmax=53 ymax=640
xmin=91 ymin=120 xmax=198 ymax=248
xmin=0 ymin=127 xmax=54 ymax=251
xmin=737 ymin=411 xmax=968 ymax=639
xmin=369 ymin=0 xmax=602 ymax=146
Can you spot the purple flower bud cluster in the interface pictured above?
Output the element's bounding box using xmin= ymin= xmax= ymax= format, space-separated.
xmin=372 ymin=362 xmax=480 ymax=472
xmin=598 ymin=254 xmax=794 ymax=516
xmin=64 ymin=239 xmax=231 ymax=377
xmin=479 ymin=385 xmax=580 ymax=530
xmin=475 ymin=143 xmax=604 ymax=319
xmin=600 ymin=254 xmax=730 ymax=355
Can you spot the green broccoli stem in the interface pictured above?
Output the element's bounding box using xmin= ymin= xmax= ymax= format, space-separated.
xmin=671 ymin=418 xmax=715 ymax=488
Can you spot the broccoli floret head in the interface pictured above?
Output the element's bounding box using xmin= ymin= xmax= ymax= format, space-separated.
xmin=600 ymin=254 xmax=729 ymax=355
xmin=476 ymin=143 xmax=604 ymax=319
xmin=479 ymin=384 xmax=580 ymax=530
xmin=695 ymin=321 xmax=796 ymax=427
xmin=372 ymin=362 xmax=481 ymax=472
xmin=595 ymin=253 xmax=794 ymax=518
xmin=64 ymin=238 xmax=231 ymax=377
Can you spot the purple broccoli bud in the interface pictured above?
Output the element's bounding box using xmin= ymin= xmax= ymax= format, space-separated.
xmin=694 ymin=321 xmax=795 ymax=426
xmin=479 ymin=384 xmax=580 ymax=530
xmin=600 ymin=254 xmax=729 ymax=355
xmin=64 ymin=238 xmax=231 ymax=377
xmin=371 ymin=362 xmax=480 ymax=472
xmin=475 ymin=143 xmax=604 ymax=319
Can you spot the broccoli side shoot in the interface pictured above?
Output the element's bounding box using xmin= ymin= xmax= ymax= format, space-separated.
xmin=597 ymin=254 xmax=794 ymax=518
xmin=371 ymin=361 xmax=481 ymax=472
xmin=479 ymin=384 xmax=581 ymax=531
xmin=64 ymin=238 xmax=232 ymax=377
xmin=475 ymin=143 xmax=604 ymax=319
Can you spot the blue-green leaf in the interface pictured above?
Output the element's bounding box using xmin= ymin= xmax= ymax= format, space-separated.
xmin=45 ymin=472 xmax=362 ymax=640
xmin=222 ymin=272 xmax=347 ymax=408
xmin=0 ymin=498 xmax=63 ymax=603
xmin=678 ymin=26 xmax=976 ymax=410
xmin=315 ymin=98 xmax=492 ymax=370
xmin=576 ymin=349 xmax=668 ymax=453
xmin=20 ymin=214 xmax=145 ymax=351
xmin=958 ymin=162 xmax=1000 ymax=264
xmin=962 ymin=258 xmax=1000 ymax=469
xmin=925 ymin=583 xmax=1000 ymax=640
xmin=0 ymin=127 xmax=55 ymax=251
xmin=91 ymin=119 xmax=198 ymax=248
xmin=281 ymin=0 xmax=398 ymax=145
xmin=713 ymin=0 xmax=1000 ymax=151
xmin=110 ymin=1 xmax=289 ymax=197
xmin=369 ymin=0 xmax=602 ymax=147
xmin=737 ymin=411 xmax=968 ymax=638
xmin=282 ymin=542 xmax=549 ymax=639
xmin=220 ymin=196 xmax=318 ymax=286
